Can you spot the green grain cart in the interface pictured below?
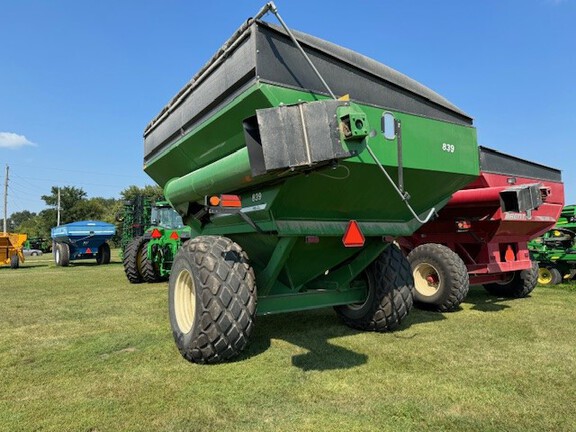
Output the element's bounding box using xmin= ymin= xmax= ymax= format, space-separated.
xmin=143 ymin=3 xmax=480 ymax=363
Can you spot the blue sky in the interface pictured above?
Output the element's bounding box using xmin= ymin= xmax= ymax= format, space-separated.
xmin=1 ymin=0 xmax=574 ymax=215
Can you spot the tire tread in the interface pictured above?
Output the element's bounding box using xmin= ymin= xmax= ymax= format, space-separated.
xmin=123 ymin=236 xmax=144 ymax=283
xmin=408 ymin=243 xmax=469 ymax=312
xmin=171 ymin=236 xmax=257 ymax=364
xmin=336 ymin=244 xmax=414 ymax=332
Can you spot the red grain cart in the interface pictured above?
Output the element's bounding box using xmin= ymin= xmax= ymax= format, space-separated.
xmin=398 ymin=146 xmax=564 ymax=311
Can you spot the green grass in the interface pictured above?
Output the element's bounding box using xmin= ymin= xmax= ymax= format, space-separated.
xmin=1 ymin=253 xmax=575 ymax=431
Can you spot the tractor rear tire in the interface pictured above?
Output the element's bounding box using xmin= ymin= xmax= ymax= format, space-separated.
xmin=123 ymin=236 xmax=145 ymax=283
xmin=549 ymin=267 xmax=563 ymax=285
xmin=407 ymin=243 xmax=469 ymax=312
xmin=538 ymin=266 xmax=554 ymax=285
xmin=96 ymin=243 xmax=111 ymax=265
xmin=10 ymin=254 xmax=19 ymax=269
xmin=139 ymin=240 xmax=161 ymax=283
xmin=169 ymin=236 xmax=257 ymax=364
xmin=335 ymin=243 xmax=413 ymax=332
xmin=55 ymin=243 xmax=70 ymax=267
xmin=484 ymin=261 xmax=538 ymax=298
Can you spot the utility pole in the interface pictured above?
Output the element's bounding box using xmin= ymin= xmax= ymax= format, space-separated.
xmin=3 ymin=165 xmax=8 ymax=234
xmin=57 ymin=187 xmax=61 ymax=226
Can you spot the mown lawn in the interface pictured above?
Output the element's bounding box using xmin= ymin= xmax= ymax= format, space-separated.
xmin=1 ymin=252 xmax=575 ymax=431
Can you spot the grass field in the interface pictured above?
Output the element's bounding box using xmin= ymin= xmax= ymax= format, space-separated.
xmin=1 ymin=252 xmax=575 ymax=432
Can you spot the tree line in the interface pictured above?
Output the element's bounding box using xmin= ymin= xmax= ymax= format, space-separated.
xmin=1 ymin=184 xmax=164 ymax=246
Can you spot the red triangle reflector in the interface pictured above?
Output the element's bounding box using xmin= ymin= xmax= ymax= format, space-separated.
xmin=342 ymin=220 xmax=365 ymax=247
xmin=86 ymin=248 xmax=92 ymax=254
xmin=170 ymin=231 xmax=179 ymax=240
xmin=151 ymin=228 xmax=162 ymax=239
xmin=505 ymin=245 xmax=515 ymax=262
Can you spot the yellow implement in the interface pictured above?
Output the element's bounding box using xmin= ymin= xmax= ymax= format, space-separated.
xmin=0 ymin=233 xmax=27 ymax=268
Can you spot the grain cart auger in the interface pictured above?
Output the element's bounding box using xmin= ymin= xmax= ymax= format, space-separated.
xmin=0 ymin=232 xmax=27 ymax=269
xmin=398 ymin=147 xmax=564 ymax=311
xmin=142 ymin=3 xmax=479 ymax=363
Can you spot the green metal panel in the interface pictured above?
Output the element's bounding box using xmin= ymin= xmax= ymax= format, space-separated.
xmin=156 ymin=82 xmax=478 ymax=222
xmin=144 ymin=85 xmax=274 ymax=187
xmin=145 ymin=81 xmax=479 ymax=315
xmin=257 ymin=287 xmax=366 ymax=316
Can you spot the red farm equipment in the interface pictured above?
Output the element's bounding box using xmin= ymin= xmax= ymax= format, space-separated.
xmin=398 ymin=146 xmax=564 ymax=311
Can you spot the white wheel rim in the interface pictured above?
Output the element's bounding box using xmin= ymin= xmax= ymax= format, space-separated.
xmin=174 ymin=269 xmax=196 ymax=334
xmin=55 ymin=248 xmax=60 ymax=264
xmin=413 ymin=262 xmax=441 ymax=297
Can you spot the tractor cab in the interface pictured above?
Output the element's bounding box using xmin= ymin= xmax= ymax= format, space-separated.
xmin=150 ymin=202 xmax=184 ymax=230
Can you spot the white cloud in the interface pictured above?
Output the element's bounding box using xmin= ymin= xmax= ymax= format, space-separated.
xmin=0 ymin=132 xmax=37 ymax=149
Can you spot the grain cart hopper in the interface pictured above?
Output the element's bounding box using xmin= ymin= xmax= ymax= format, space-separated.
xmin=0 ymin=232 xmax=27 ymax=269
xmin=529 ymin=204 xmax=576 ymax=285
xmin=123 ymin=200 xmax=192 ymax=283
xmin=143 ymin=3 xmax=479 ymax=363
xmin=51 ymin=221 xmax=116 ymax=266
xmin=398 ymin=146 xmax=563 ymax=311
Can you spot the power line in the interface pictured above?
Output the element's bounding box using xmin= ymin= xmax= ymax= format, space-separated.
xmin=8 ymin=162 xmax=148 ymax=179
xmin=7 ymin=195 xmax=30 ymax=214
xmin=10 ymin=173 xmax=137 ymax=189
xmin=7 ymin=181 xmax=41 ymax=197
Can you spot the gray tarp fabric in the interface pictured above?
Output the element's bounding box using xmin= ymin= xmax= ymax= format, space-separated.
xmin=479 ymin=146 xmax=561 ymax=182
xmin=144 ymin=20 xmax=473 ymax=164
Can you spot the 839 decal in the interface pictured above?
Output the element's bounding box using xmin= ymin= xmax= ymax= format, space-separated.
xmin=442 ymin=143 xmax=455 ymax=153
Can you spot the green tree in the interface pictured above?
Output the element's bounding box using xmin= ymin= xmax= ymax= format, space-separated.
xmin=37 ymin=209 xmax=58 ymax=238
xmin=9 ymin=210 xmax=36 ymax=229
xmin=121 ymin=185 xmax=163 ymax=203
xmin=69 ymin=200 xmax=106 ymax=222
xmin=0 ymin=218 xmax=11 ymax=232
xmin=17 ymin=215 xmax=46 ymax=238
xmin=88 ymin=197 xmax=119 ymax=223
xmin=41 ymin=186 xmax=88 ymax=225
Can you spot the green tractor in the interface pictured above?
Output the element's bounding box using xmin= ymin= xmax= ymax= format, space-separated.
xmin=121 ymin=199 xmax=192 ymax=283
xmin=26 ymin=237 xmax=52 ymax=253
xmin=529 ymin=205 xmax=576 ymax=285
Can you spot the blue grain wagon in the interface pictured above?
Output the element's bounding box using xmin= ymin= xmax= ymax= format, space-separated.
xmin=51 ymin=220 xmax=115 ymax=266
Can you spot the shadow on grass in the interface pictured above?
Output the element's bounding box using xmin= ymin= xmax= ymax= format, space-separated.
xmin=464 ymin=286 xmax=512 ymax=312
xmin=404 ymin=306 xmax=448 ymax=325
xmin=242 ymin=308 xmax=368 ymax=370
xmin=240 ymin=305 xmax=446 ymax=371
xmin=11 ymin=263 xmax=51 ymax=270
xmin=240 ymin=288 xmax=525 ymax=369
xmin=59 ymin=261 xmax=123 ymax=268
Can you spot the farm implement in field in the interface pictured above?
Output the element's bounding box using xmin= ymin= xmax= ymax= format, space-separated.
xmin=398 ymin=146 xmax=564 ymax=311
xmin=51 ymin=221 xmax=115 ymax=266
xmin=0 ymin=232 xmax=27 ymax=269
xmin=529 ymin=205 xmax=576 ymax=284
xmin=143 ymin=3 xmax=480 ymax=363
xmin=121 ymin=199 xmax=192 ymax=283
